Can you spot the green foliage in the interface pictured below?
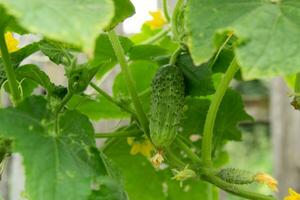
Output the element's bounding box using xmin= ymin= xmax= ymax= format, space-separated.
xmin=186 ymin=0 xmax=300 ymax=79
xmin=0 ymin=96 xmax=109 ymax=200
xmin=0 ymin=0 xmax=292 ymax=199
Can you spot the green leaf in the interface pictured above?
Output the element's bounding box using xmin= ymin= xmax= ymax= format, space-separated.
xmin=181 ymin=89 xmax=252 ymax=144
xmin=176 ymin=53 xmax=215 ymax=97
xmin=93 ymin=34 xmax=133 ymax=79
xmin=0 ymin=42 xmax=40 ymax=87
xmin=16 ymin=64 xmax=54 ymax=92
xmin=0 ymin=0 xmax=114 ymax=52
xmin=39 ymin=40 xmax=74 ymax=66
xmin=104 ymin=139 xmax=211 ymax=200
xmin=89 ymin=176 xmax=128 ymax=200
xmin=130 ymin=24 xmax=161 ymax=44
xmin=0 ymin=96 xmax=106 ymax=200
xmin=67 ymin=95 xmax=129 ymax=120
xmin=108 ymin=0 xmax=135 ymax=30
xmin=128 ymin=44 xmax=171 ymax=62
xmin=186 ymin=0 xmax=300 ymax=79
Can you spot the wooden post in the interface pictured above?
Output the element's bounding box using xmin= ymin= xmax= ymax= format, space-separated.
xmin=270 ymin=77 xmax=300 ymax=198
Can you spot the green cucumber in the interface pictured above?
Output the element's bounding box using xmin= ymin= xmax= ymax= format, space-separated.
xmin=149 ymin=64 xmax=184 ymax=149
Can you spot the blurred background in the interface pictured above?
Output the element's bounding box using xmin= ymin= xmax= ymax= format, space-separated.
xmin=0 ymin=0 xmax=299 ymax=199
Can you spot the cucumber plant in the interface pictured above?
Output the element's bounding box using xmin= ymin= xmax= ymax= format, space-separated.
xmin=0 ymin=0 xmax=298 ymax=200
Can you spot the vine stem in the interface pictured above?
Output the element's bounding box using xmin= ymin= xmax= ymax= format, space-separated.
xmin=174 ymin=137 xmax=202 ymax=164
xmin=171 ymin=0 xmax=184 ymax=41
xmin=172 ymin=137 xmax=276 ymax=200
xmin=95 ymin=130 xmax=142 ymax=138
xmin=202 ymin=59 xmax=239 ymax=167
xmin=55 ymin=91 xmax=73 ymax=113
xmin=294 ymin=72 xmax=300 ymax=93
xmin=169 ymin=47 xmax=182 ymax=65
xmin=90 ymin=82 xmax=137 ymax=117
xmin=162 ymin=0 xmax=171 ymax=22
xmin=0 ymin=30 xmax=21 ymax=105
xmin=141 ymin=27 xmax=170 ymax=45
xmin=108 ymin=30 xmax=149 ymax=135
xmin=201 ymin=170 xmax=276 ymax=200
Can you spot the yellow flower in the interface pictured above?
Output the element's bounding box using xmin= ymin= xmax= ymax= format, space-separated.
xmin=4 ymin=32 xmax=19 ymax=53
xmin=172 ymin=165 xmax=197 ymax=187
xmin=253 ymin=172 xmax=278 ymax=192
xmin=145 ymin=11 xmax=166 ymax=29
xmin=151 ymin=151 xmax=164 ymax=168
xmin=285 ymin=188 xmax=300 ymax=200
xmin=127 ymin=137 xmax=154 ymax=158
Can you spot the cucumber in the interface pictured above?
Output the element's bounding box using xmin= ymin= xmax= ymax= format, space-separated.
xmin=149 ymin=64 xmax=184 ymax=149
xmin=216 ymin=168 xmax=254 ymax=185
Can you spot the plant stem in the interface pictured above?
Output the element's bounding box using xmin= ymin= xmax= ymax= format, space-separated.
xmin=56 ymin=91 xmax=73 ymax=113
xmin=108 ymin=30 xmax=149 ymax=135
xmin=95 ymin=130 xmax=142 ymax=138
xmin=165 ymin=148 xmax=186 ymax=168
xmin=295 ymin=72 xmax=300 ymax=93
xmin=162 ymin=0 xmax=171 ymax=22
xmin=169 ymin=47 xmax=182 ymax=65
xmin=202 ymin=59 xmax=239 ymax=167
xmin=0 ymin=31 xmax=21 ymax=105
xmin=90 ymin=82 xmax=137 ymax=117
xmin=201 ymin=171 xmax=276 ymax=200
xmin=208 ymin=33 xmax=233 ymax=69
xmin=141 ymin=27 xmax=170 ymax=45
xmin=172 ymin=0 xmax=184 ymax=41
xmin=174 ymin=137 xmax=202 ymax=164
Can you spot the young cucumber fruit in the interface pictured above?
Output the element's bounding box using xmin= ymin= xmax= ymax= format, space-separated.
xmin=150 ymin=64 xmax=185 ymax=149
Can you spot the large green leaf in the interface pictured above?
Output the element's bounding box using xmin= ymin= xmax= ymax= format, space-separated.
xmin=0 ymin=0 xmax=114 ymax=52
xmin=186 ymin=0 xmax=300 ymax=79
xmin=67 ymin=95 xmax=130 ymax=120
xmin=0 ymin=96 xmax=106 ymax=200
xmin=104 ymin=139 xmax=211 ymax=200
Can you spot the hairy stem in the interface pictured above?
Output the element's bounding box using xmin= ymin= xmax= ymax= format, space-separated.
xmin=169 ymin=47 xmax=182 ymax=65
xmin=202 ymin=59 xmax=238 ymax=167
xmin=295 ymin=72 xmax=300 ymax=93
xmin=90 ymin=82 xmax=137 ymax=117
xmin=0 ymin=30 xmax=21 ymax=105
xmin=141 ymin=27 xmax=170 ymax=45
xmin=172 ymin=0 xmax=184 ymax=41
xmin=108 ymin=30 xmax=149 ymax=135
xmin=95 ymin=130 xmax=142 ymax=138
xmin=162 ymin=0 xmax=171 ymax=22
xmin=174 ymin=137 xmax=202 ymax=164
xmin=56 ymin=91 xmax=73 ymax=113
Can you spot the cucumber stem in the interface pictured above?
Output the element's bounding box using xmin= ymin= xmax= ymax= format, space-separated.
xmin=174 ymin=137 xmax=202 ymax=164
xmin=162 ymin=0 xmax=171 ymax=22
xmin=141 ymin=27 xmax=170 ymax=45
xmin=90 ymin=82 xmax=137 ymax=118
xmin=95 ymin=130 xmax=142 ymax=138
xmin=0 ymin=30 xmax=21 ymax=105
xmin=202 ymin=59 xmax=239 ymax=167
xmin=108 ymin=30 xmax=149 ymax=136
xmin=294 ymin=72 xmax=300 ymax=93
